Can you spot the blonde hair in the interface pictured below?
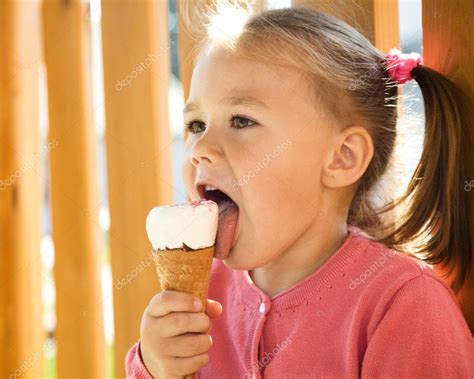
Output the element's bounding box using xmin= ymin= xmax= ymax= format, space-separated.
xmin=179 ymin=1 xmax=472 ymax=292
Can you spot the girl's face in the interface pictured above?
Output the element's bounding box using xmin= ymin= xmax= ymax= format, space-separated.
xmin=182 ymin=45 xmax=336 ymax=270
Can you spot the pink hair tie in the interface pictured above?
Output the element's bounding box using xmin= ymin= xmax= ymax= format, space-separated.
xmin=385 ymin=48 xmax=422 ymax=84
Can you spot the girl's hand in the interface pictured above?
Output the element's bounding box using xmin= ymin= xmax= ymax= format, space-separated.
xmin=139 ymin=291 xmax=223 ymax=378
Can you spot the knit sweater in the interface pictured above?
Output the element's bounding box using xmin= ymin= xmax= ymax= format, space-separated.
xmin=125 ymin=226 xmax=474 ymax=378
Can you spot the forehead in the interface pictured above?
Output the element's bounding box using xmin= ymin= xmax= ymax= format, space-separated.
xmin=187 ymin=44 xmax=310 ymax=108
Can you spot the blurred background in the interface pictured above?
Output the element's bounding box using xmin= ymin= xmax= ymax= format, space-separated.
xmin=1 ymin=0 xmax=472 ymax=378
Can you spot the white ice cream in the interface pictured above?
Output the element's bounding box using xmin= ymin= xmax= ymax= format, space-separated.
xmin=146 ymin=199 xmax=218 ymax=250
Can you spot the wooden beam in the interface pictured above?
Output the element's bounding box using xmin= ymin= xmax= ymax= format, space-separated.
xmin=101 ymin=0 xmax=173 ymax=376
xmin=0 ymin=0 xmax=45 ymax=377
xmin=422 ymin=0 xmax=474 ymax=333
xmin=42 ymin=0 xmax=105 ymax=376
xmin=292 ymin=0 xmax=399 ymax=51
xmin=373 ymin=0 xmax=399 ymax=53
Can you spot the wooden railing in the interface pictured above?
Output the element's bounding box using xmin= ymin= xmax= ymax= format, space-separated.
xmin=0 ymin=0 xmax=472 ymax=378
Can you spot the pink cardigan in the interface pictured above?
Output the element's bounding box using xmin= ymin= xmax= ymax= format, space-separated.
xmin=126 ymin=226 xmax=474 ymax=378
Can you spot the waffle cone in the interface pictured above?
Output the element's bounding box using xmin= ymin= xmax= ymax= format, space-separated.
xmin=151 ymin=245 xmax=214 ymax=312
xmin=151 ymin=246 xmax=214 ymax=379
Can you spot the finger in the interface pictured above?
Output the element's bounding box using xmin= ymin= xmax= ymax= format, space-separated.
xmin=167 ymin=333 xmax=213 ymax=358
xmin=146 ymin=291 xmax=202 ymax=318
xmin=205 ymin=299 xmax=223 ymax=319
xmin=167 ymin=353 xmax=210 ymax=377
xmin=157 ymin=312 xmax=210 ymax=338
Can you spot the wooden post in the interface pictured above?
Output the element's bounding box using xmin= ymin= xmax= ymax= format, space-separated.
xmin=0 ymin=0 xmax=45 ymax=377
xmin=101 ymin=1 xmax=173 ymax=376
xmin=422 ymin=0 xmax=474 ymax=333
xmin=42 ymin=0 xmax=105 ymax=376
xmin=372 ymin=0 xmax=399 ymax=53
xmin=292 ymin=0 xmax=399 ymax=51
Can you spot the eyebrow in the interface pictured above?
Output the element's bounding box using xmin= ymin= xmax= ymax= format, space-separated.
xmin=183 ymin=95 xmax=269 ymax=114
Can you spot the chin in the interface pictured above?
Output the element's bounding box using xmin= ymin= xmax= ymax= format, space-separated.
xmin=221 ymin=245 xmax=265 ymax=271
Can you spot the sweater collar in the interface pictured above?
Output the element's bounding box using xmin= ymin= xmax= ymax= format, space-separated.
xmin=233 ymin=225 xmax=369 ymax=311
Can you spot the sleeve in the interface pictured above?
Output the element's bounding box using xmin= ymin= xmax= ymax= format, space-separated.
xmin=361 ymin=273 xmax=474 ymax=378
xmin=125 ymin=340 xmax=155 ymax=379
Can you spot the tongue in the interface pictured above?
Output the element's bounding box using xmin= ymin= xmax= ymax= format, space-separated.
xmin=214 ymin=200 xmax=239 ymax=260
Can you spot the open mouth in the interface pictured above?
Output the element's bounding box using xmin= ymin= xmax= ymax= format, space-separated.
xmin=198 ymin=185 xmax=236 ymax=206
xmin=197 ymin=184 xmax=239 ymax=260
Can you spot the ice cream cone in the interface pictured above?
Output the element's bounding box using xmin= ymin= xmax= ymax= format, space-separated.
xmin=151 ymin=245 xmax=214 ymax=379
xmin=151 ymin=245 xmax=214 ymax=310
xmin=146 ymin=200 xmax=219 ymax=379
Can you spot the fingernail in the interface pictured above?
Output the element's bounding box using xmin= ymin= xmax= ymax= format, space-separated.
xmin=194 ymin=298 xmax=202 ymax=310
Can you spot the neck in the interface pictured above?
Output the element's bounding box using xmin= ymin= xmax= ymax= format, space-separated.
xmin=249 ymin=218 xmax=348 ymax=298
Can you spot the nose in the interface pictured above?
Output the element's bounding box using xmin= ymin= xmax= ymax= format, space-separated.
xmin=191 ymin=153 xmax=210 ymax=166
xmin=188 ymin=126 xmax=221 ymax=167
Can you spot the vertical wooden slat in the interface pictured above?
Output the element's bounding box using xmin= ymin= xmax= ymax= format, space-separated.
xmin=292 ymin=0 xmax=399 ymax=51
xmin=42 ymin=0 xmax=105 ymax=377
xmin=101 ymin=1 xmax=173 ymax=377
xmin=373 ymin=0 xmax=399 ymax=53
xmin=293 ymin=0 xmax=376 ymax=42
xmin=0 ymin=0 xmax=44 ymax=377
xmin=423 ymin=0 xmax=474 ymax=333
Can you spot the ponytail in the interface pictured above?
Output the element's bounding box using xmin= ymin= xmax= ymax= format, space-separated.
xmin=378 ymin=65 xmax=472 ymax=292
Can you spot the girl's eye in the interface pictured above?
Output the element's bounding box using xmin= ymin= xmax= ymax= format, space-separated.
xmin=185 ymin=120 xmax=205 ymax=134
xmin=184 ymin=115 xmax=256 ymax=134
xmin=230 ymin=115 xmax=256 ymax=129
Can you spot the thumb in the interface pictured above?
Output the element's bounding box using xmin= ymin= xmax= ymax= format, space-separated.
xmin=205 ymin=299 xmax=223 ymax=318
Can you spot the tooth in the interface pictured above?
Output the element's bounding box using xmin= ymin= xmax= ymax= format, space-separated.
xmin=205 ymin=185 xmax=218 ymax=191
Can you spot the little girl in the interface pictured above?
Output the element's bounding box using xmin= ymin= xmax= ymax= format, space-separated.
xmin=126 ymin=3 xmax=474 ymax=378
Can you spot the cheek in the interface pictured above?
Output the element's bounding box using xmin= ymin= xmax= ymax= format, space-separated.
xmin=181 ymin=156 xmax=196 ymax=194
xmin=239 ymin=166 xmax=297 ymax=240
xmin=285 ymin=133 xmax=325 ymax=193
xmin=241 ymin=138 xmax=324 ymax=228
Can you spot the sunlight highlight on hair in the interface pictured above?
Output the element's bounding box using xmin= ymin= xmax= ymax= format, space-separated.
xmin=267 ymin=0 xmax=292 ymax=10
xmin=206 ymin=2 xmax=251 ymax=49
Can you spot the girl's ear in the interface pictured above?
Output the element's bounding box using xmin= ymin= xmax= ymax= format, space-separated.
xmin=321 ymin=126 xmax=374 ymax=189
